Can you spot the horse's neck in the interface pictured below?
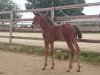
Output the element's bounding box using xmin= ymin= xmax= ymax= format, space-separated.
xmin=40 ymin=21 xmax=54 ymax=32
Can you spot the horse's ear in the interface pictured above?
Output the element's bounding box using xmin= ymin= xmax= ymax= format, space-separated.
xmin=36 ymin=12 xmax=40 ymax=16
xmin=33 ymin=11 xmax=37 ymax=15
xmin=33 ymin=11 xmax=40 ymax=16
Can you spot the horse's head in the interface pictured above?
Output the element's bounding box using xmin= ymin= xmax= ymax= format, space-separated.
xmin=31 ymin=12 xmax=42 ymax=28
xmin=31 ymin=11 xmax=54 ymax=28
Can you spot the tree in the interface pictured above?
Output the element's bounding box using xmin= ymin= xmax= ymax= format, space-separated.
xmin=0 ymin=0 xmax=21 ymax=19
xmin=25 ymin=0 xmax=85 ymax=16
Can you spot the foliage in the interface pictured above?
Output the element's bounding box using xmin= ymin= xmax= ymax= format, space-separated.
xmin=25 ymin=0 xmax=85 ymax=16
xmin=0 ymin=0 xmax=21 ymax=19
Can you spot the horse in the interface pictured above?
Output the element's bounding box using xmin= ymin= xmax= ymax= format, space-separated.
xmin=32 ymin=12 xmax=82 ymax=72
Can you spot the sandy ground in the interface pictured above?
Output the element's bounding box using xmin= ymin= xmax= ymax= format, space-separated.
xmin=0 ymin=32 xmax=100 ymax=52
xmin=0 ymin=51 xmax=100 ymax=75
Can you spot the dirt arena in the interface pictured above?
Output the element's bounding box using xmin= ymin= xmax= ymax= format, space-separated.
xmin=0 ymin=51 xmax=100 ymax=75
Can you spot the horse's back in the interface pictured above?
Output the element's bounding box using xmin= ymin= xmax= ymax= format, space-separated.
xmin=62 ymin=23 xmax=76 ymax=34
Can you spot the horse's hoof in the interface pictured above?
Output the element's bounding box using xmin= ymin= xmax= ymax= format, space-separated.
xmin=51 ymin=67 xmax=54 ymax=69
xmin=76 ymin=69 xmax=80 ymax=72
xmin=66 ymin=70 xmax=70 ymax=72
xmin=77 ymin=66 xmax=81 ymax=72
xmin=42 ymin=64 xmax=47 ymax=70
xmin=42 ymin=68 xmax=45 ymax=70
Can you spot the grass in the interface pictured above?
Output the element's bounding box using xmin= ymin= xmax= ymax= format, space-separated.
xmin=81 ymin=52 xmax=100 ymax=64
xmin=0 ymin=42 xmax=44 ymax=55
xmin=0 ymin=42 xmax=100 ymax=65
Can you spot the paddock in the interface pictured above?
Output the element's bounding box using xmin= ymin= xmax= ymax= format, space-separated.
xmin=0 ymin=2 xmax=100 ymax=75
xmin=0 ymin=51 xmax=100 ymax=75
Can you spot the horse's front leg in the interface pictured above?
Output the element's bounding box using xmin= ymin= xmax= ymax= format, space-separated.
xmin=50 ymin=42 xmax=55 ymax=69
xmin=42 ymin=42 xmax=49 ymax=70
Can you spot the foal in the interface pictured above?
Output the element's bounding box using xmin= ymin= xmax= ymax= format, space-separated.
xmin=32 ymin=12 xmax=82 ymax=72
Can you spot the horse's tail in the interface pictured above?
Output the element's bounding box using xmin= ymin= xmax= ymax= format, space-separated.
xmin=74 ymin=26 xmax=82 ymax=39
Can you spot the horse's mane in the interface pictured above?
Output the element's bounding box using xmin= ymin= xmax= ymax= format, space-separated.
xmin=42 ymin=14 xmax=54 ymax=25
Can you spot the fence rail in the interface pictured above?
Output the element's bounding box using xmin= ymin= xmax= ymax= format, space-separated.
xmin=14 ymin=2 xmax=100 ymax=13
xmin=0 ymin=35 xmax=100 ymax=43
xmin=0 ymin=11 xmax=11 ymax=14
xmin=0 ymin=15 xmax=99 ymax=22
xmin=0 ymin=2 xmax=100 ymax=44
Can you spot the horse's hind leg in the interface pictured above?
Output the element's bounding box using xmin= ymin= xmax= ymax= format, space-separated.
xmin=66 ymin=42 xmax=75 ymax=72
xmin=42 ymin=43 xmax=49 ymax=70
xmin=50 ymin=42 xmax=55 ymax=69
xmin=73 ymin=41 xmax=81 ymax=72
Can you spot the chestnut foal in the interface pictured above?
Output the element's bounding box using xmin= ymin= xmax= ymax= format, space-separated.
xmin=32 ymin=12 xmax=82 ymax=72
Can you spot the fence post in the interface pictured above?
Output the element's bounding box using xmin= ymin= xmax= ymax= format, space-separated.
xmin=9 ymin=10 xmax=14 ymax=44
xmin=51 ymin=7 xmax=54 ymax=22
xmin=96 ymin=21 xmax=98 ymax=29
